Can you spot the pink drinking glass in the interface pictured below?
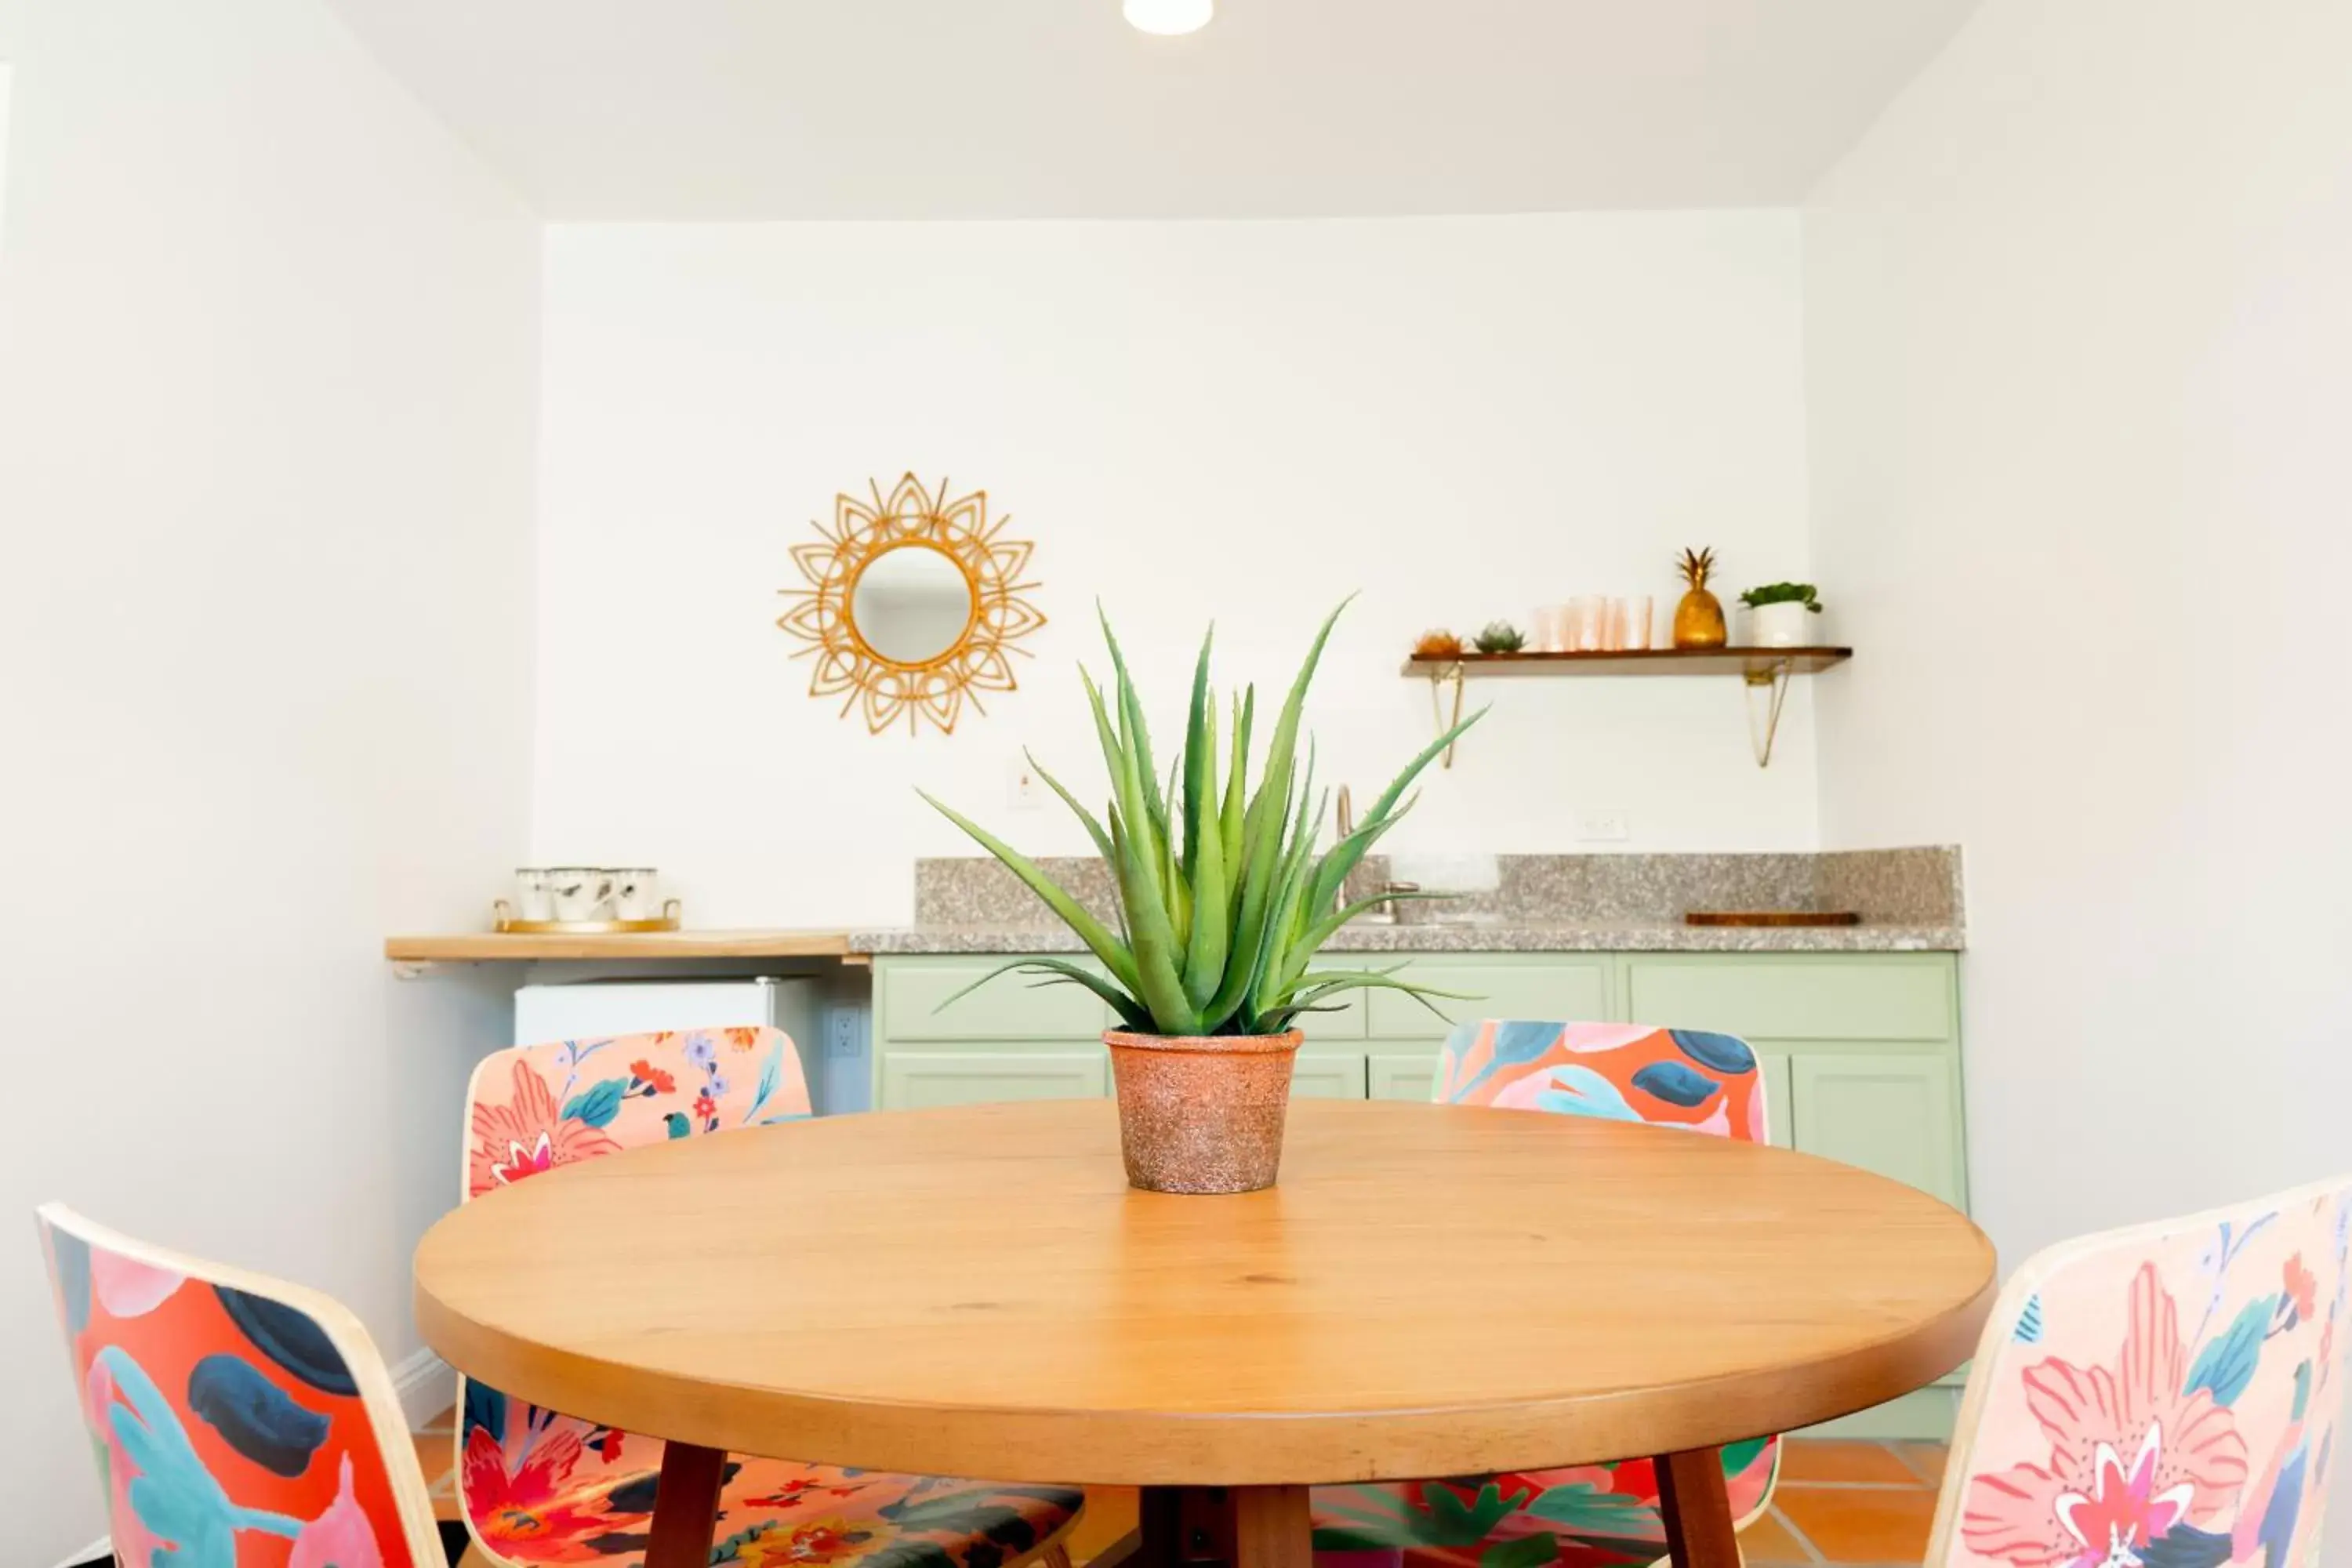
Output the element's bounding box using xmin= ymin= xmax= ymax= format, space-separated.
xmin=1614 ymin=595 xmax=1653 ymax=650
xmin=1567 ymin=596 xmax=1606 ymax=652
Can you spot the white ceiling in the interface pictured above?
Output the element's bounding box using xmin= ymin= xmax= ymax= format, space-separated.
xmin=326 ymin=0 xmax=1981 ymax=220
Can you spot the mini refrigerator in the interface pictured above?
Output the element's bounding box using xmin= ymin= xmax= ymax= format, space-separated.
xmin=513 ymin=978 xmax=858 ymax=1115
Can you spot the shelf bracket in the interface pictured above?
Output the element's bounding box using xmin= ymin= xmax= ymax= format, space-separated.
xmin=1427 ymin=660 xmax=1468 ymax=769
xmin=390 ymin=960 xmax=437 ymax=981
xmin=1743 ymin=659 xmax=1795 ymax=768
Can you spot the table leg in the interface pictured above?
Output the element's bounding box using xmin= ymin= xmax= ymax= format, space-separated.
xmin=1137 ymin=1485 xmax=1308 ymax=1568
xmin=1226 ymin=1486 xmax=1312 ymax=1568
xmin=1654 ymin=1447 xmax=1740 ymax=1568
xmin=644 ymin=1439 xmax=728 ymax=1568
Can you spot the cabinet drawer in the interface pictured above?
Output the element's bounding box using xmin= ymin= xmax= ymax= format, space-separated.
xmin=1292 ymin=1049 xmax=1369 ymax=1100
xmin=1291 ymin=986 xmax=1368 ymax=1040
xmin=1367 ymin=958 xmax=1611 ymax=1039
xmin=878 ymin=1047 xmax=1109 ymax=1110
xmin=1791 ymin=1052 xmax=1965 ymax=1208
xmin=880 ymin=957 xmax=1110 ymax=1040
xmin=1624 ymin=956 xmax=1955 ymax=1042
xmin=1368 ymin=1047 xmax=1443 ymax=1103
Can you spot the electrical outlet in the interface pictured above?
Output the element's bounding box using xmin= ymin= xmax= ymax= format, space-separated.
xmin=1007 ymin=757 xmax=1046 ymax=811
xmin=824 ymin=1009 xmax=866 ymax=1060
xmin=1577 ymin=810 xmax=1631 ymax=843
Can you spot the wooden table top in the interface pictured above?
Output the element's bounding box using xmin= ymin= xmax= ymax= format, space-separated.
xmin=413 ymin=1098 xmax=1995 ymax=1486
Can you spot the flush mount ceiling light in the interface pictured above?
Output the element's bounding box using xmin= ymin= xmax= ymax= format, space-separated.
xmin=1124 ymin=0 xmax=1212 ymax=36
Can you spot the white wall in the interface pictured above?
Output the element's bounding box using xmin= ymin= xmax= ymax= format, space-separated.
xmin=0 ymin=1 xmax=539 ymax=1559
xmin=535 ymin=215 xmax=1820 ymax=926
xmin=1808 ymin=1 xmax=2352 ymax=1282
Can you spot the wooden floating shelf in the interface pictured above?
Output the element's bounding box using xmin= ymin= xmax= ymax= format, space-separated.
xmin=384 ymin=928 xmax=854 ymax=964
xmin=1400 ymin=647 xmax=1853 ymax=678
xmin=1403 ymin=646 xmax=1854 ymax=769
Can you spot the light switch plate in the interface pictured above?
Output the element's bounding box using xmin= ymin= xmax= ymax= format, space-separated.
xmin=1577 ymin=810 xmax=1631 ymax=842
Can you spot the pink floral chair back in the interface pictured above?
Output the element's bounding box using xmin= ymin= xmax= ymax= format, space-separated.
xmin=454 ymin=1029 xmax=1081 ymax=1568
xmin=464 ymin=1025 xmax=810 ymax=1198
xmin=38 ymin=1203 xmax=446 ymax=1568
xmin=1310 ymin=1019 xmax=1777 ymax=1568
xmin=462 ymin=1027 xmax=797 ymax=1559
xmin=1937 ymin=1174 xmax=2352 ymax=1568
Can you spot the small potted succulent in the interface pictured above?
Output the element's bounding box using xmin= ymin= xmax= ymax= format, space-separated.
xmin=1472 ymin=621 xmax=1526 ymax=654
xmin=1737 ymin=583 xmax=1824 ymax=648
xmin=923 ymin=601 xmax=1481 ymax=1194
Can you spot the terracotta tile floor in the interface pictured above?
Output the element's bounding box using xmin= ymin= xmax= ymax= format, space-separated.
xmin=416 ymin=1415 xmax=1945 ymax=1568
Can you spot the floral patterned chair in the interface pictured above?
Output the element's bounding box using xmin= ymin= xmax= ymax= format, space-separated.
xmin=1933 ymin=1173 xmax=2350 ymax=1568
xmin=38 ymin=1202 xmax=466 ymax=1567
xmin=459 ymin=1026 xmax=1086 ymax=1568
xmin=1309 ymin=1019 xmax=1782 ymax=1568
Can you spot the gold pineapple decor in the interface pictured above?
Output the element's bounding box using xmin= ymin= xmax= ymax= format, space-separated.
xmin=1671 ymin=547 xmax=1728 ymax=649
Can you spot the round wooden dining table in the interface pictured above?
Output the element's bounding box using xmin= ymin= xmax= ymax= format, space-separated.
xmin=415 ymin=1098 xmax=1995 ymax=1568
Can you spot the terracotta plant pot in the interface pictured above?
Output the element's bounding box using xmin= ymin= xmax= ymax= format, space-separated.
xmin=1103 ymin=1029 xmax=1304 ymax=1194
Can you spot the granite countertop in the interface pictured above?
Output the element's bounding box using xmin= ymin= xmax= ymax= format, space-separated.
xmin=847 ymin=921 xmax=1961 ymax=954
xmin=847 ymin=848 xmax=1965 ymax=956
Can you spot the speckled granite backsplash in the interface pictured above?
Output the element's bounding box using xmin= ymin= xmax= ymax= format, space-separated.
xmin=911 ymin=848 xmax=1963 ymax=930
xmin=915 ymin=858 xmax=1125 ymax=926
xmin=1814 ymin=847 xmax=1968 ymax=925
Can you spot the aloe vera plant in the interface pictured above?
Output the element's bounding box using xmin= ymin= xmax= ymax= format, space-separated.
xmin=920 ymin=600 xmax=1485 ymax=1036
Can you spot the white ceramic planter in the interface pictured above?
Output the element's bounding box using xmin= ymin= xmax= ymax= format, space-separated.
xmin=1748 ymin=601 xmax=1818 ymax=647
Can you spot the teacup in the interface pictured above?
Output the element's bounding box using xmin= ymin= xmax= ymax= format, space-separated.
xmin=546 ymin=868 xmax=613 ymax=922
xmin=611 ymin=869 xmax=660 ymax=921
xmin=512 ymin=868 xmax=556 ymax=923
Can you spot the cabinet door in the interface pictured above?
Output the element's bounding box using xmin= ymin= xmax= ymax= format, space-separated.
xmin=880 ymin=958 xmax=1109 ymax=1040
xmin=1367 ymin=958 xmax=1613 ymax=1039
xmin=1791 ymin=1053 xmax=1964 ymax=1207
xmin=1368 ymin=1048 xmax=1443 ymax=1103
xmin=1761 ymin=1051 xmax=1793 ymax=1150
xmin=1292 ymin=1050 xmax=1369 ymax=1100
xmin=1294 ymin=989 xmax=1369 ymax=1040
xmin=1625 ymin=956 xmax=1955 ymax=1042
xmin=878 ymin=1048 xmax=1109 ymax=1111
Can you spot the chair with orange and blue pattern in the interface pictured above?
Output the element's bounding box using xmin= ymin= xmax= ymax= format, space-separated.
xmin=456 ymin=1025 xmax=1087 ymax=1568
xmin=38 ymin=1203 xmax=470 ymax=1567
xmin=1309 ymin=1019 xmax=1783 ymax=1568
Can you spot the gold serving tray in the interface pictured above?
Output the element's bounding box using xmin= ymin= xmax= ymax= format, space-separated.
xmin=492 ymin=898 xmax=682 ymax=935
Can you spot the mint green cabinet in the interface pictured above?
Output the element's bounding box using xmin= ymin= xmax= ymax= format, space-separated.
xmin=870 ymin=948 xmax=1967 ymax=1439
xmin=1624 ymin=954 xmax=1953 ymax=1042
xmin=879 ymin=957 xmax=1109 ymax=1039
xmin=878 ymin=1047 xmax=1109 ymax=1109
xmin=1367 ymin=956 xmax=1613 ymax=1036
xmin=1293 ymin=1049 xmax=1368 ymax=1099
xmin=1298 ymin=991 xmax=1368 ymax=1040
xmin=1791 ymin=1054 xmax=1965 ymax=1209
xmin=1368 ymin=1047 xmax=1443 ymax=1102
xmin=1760 ymin=1051 xmax=1794 ymax=1150
xmin=1621 ymin=955 xmax=1966 ymax=1204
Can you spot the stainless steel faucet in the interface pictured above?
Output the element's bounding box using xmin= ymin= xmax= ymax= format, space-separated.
xmin=1331 ymin=784 xmax=1420 ymax=923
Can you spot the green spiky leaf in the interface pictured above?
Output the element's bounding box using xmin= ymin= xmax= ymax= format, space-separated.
xmin=918 ymin=597 xmax=1480 ymax=1036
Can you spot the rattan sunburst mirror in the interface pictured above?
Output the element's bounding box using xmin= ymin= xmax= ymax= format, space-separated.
xmin=776 ymin=474 xmax=1044 ymax=735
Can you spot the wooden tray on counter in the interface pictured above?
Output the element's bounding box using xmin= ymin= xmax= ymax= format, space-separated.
xmin=1683 ymin=910 xmax=1862 ymax=927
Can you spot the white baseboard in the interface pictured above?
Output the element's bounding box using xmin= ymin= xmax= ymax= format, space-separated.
xmin=391 ymin=1345 xmax=456 ymax=1430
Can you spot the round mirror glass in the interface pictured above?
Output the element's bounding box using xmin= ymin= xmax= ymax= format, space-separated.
xmin=851 ymin=543 xmax=977 ymax=666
